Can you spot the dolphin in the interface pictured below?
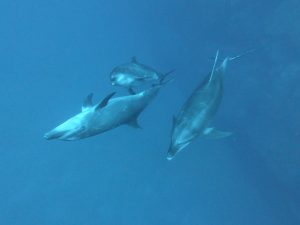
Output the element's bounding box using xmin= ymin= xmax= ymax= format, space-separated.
xmin=167 ymin=50 xmax=253 ymax=160
xmin=44 ymin=82 xmax=166 ymax=141
xmin=110 ymin=57 xmax=174 ymax=94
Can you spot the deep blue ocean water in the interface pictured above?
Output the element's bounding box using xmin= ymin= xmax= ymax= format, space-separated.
xmin=1 ymin=0 xmax=300 ymax=224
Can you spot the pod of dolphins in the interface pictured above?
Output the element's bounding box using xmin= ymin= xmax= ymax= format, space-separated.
xmin=44 ymin=50 xmax=252 ymax=160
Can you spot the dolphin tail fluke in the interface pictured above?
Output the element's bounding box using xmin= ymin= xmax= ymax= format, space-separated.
xmin=160 ymin=77 xmax=174 ymax=86
xmin=220 ymin=48 xmax=257 ymax=72
xmin=162 ymin=69 xmax=175 ymax=79
xmin=228 ymin=48 xmax=256 ymax=61
xmin=153 ymin=75 xmax=174 ymax=87
xmin=203 ymin=127 xmax=232 ymax=139
xmin=218 ymin=48 xmax=255 ymax=73
xmin=209 ymin=49 xmax=220 ymax=84
xmin=151 ymin=70 xmax=175 ymax=88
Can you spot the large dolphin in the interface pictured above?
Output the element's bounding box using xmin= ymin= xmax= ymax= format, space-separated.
xmin=167 ymin=50 xmax=252 ymax=160
xmin=110 ymin=57 xmax=174 ymax=94
xmin=44 ymin=82 xmax=166 ymax=141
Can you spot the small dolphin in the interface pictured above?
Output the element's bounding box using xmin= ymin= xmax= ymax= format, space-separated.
xmin=110 ymin=57 xmax=174 ymax=94
xmin=44 ymin=82 xmax=167 ymax=141
xmin=167 ymin=50 xmax=253 ymax=160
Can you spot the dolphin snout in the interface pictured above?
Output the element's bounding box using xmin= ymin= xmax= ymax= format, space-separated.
xmin=167 ymin=145 xmax=178 ymax=161
xmin=44 ymin=130 xmax=64 ymax=140
xmin=44 ymin=132 xmax=54 ymax=140
xmin=167 ymin=141 xmax=190 ymax=160
xmin=167 ymin=153 xmax=174 ymax=161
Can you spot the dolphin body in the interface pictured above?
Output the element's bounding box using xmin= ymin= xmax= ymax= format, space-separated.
xmin=110 ymin=57 xmax=174 ymax=94
xmin=167 ymin=50 xmax=236 ymax=160
xmin=44 ymin=84 xmax=164 ymax=141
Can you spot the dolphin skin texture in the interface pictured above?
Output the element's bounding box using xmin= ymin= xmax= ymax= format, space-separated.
xmin=167 ymin=51 xmax=233 ymax=160
xmin=110 ymin=57 xmax=174 ymax=94
xmin=44 ymin=84 xmax=163 ymax=141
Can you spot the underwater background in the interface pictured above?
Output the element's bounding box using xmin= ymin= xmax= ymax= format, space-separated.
xmin=0 ymin=0 xmax=300 ymax=224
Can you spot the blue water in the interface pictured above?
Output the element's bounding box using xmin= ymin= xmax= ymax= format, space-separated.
xmin=1 ymin=0 xmax=299 ymax=224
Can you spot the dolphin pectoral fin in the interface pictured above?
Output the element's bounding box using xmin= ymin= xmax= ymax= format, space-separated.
xmin=82 ymin=93 xmax=93 ymax=111
xmin=203 ymin=127 xmax=232 ymax=139
xmin=128 ymin=88 xmax=136 ymax=95
xmin=167 ymin=140 xmax=191 ymax=160
xmin=127 ymin=118 xmax=142 ymax=129
xmin=95 ymin=92 xmax=116 ymax=110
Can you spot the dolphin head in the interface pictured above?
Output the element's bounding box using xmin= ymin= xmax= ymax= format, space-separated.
xmin=110 ymin=70 xmax=134 ymax=88
xmin=110 ymin=73 xmax=118 ymax=86
xmin=167 ymin=141 xmax=191 ymax=160
xmin=44 ymin=113 xmax=88 ymax=141
xmin=44 ymin=92 xmax=116 ymax=141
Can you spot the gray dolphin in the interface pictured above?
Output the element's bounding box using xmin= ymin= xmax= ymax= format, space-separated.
xmin=110 ymin=57 xmax=174 ymax=94
xmin=44 ymin=82 xmax=166 ymax=141
xmin=167 ymin=50 xmax=252 ymax=160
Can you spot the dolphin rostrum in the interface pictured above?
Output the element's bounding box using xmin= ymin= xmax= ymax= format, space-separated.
xmin=110 ymin=57 xmax=174 ymax=94
xmin=44 ymin=82 xmax=166 ymax=141
xmin=167 ymin=50 xmax=252 ymax=160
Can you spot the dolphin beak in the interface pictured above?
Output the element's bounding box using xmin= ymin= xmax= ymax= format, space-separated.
xmin=43 ymin=133 xmax=50 ymax=140
xmin=44 ymin=132 xmax=54 ymax=140
xmin=44 ymin=127 xmax=69 ymax=140
xmin=44 ymin=126 xmax=85 ymax=141
xmin=167 ymin=145 xmax=178 ymax=160
xmin=166 ymin=153 xmax=174 ymax=161
xmin=43 ymin=130 xmax=63 ymax=140
xmin=167 ymin=141 xmax=191 ymax=160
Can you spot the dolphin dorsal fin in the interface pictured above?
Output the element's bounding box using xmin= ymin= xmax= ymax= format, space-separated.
xmin=209 ymin=50 xmax=220 ymax=84
xmin=95 ymin=92 xmax=116 ymax=111
xmin=82 ymin=93 xmax=93 ymax=111
xmin=131 ymin=56 xmax=138 ymax=63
